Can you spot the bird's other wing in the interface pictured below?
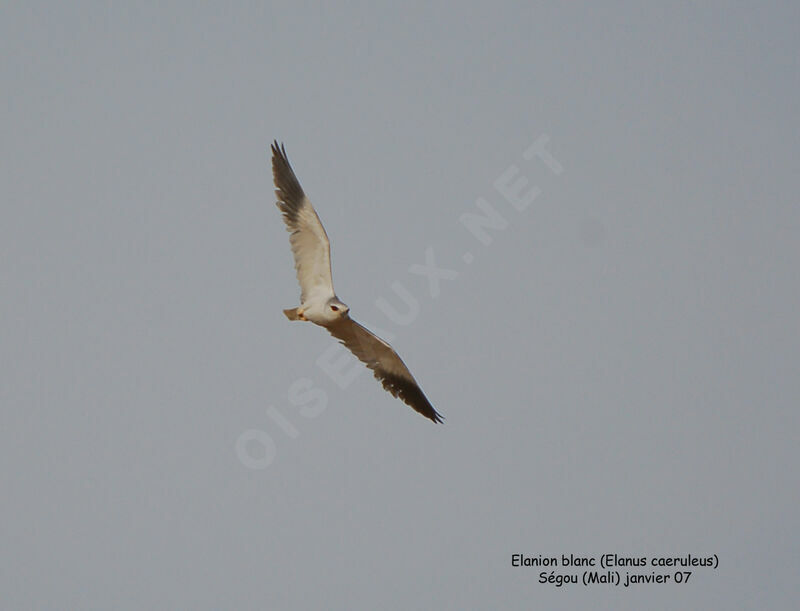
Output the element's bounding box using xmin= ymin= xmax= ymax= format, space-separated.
xmin=271 ymin=141 xmax=334 ymax=304
xmin=326 ymin=317 xmax=443 ymax=423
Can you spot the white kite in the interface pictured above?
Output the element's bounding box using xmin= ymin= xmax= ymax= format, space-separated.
xmin=271 ymin=142 xmax=443 ymax=423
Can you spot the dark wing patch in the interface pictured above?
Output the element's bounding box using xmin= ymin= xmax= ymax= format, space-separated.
xmin=378 ymin=372 xmax=444 ymax=424
xmin=271 ymin=141 xmax=306 ymax=225
xmin=326 ymin=318 xmax=444 ymax=424
xmin=270 ymin=141 xmax=334 ymax=303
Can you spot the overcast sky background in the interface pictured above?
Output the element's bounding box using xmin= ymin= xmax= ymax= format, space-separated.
xmin=2 ymin=2 xmax=798 ymax=609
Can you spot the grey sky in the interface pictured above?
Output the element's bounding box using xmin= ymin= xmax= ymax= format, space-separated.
xmin=2 ymin=2 xmax=798 ymax=609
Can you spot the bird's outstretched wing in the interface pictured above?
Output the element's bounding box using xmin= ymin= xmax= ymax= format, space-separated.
xmin=271 ymin=142 xmax=334 ymax=304
xmin=326 ymin=317 xmax=443 ymax=423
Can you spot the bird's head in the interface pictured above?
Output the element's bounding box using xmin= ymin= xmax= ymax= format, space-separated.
xmin=326 ymin=298 xmax=350 ymax=318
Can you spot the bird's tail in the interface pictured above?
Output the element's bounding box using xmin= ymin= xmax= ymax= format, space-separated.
xmin=283 ymin=308 xmax=300 ymax=321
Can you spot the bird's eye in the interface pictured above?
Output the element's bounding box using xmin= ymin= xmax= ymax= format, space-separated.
xmin=330 ymin=305 xmax=339 ymax=311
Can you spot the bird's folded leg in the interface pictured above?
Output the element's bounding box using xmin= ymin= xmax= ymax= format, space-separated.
xmin=283 ymin=307 xmax=306 ymax=321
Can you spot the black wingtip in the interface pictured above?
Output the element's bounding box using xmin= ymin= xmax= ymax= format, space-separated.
xmin=423 ymin=401 xmax=444 ymax=424
xmin=378 ymin=372 xmax=444 ymax=424
xmin=270 ymin=141 xmax=295 ymax=176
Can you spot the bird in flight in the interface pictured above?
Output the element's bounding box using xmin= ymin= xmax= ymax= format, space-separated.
xmin=271 ymin=142 xmax=443 ymax=423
